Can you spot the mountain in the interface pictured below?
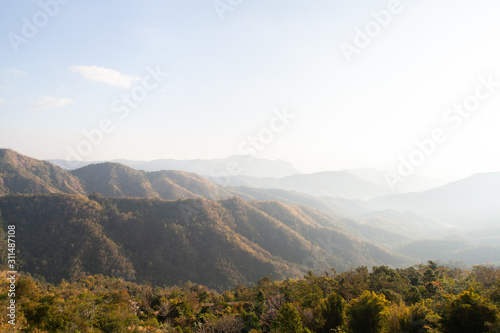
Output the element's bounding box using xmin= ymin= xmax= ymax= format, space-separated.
xmin=218 ymin=171 xmax=391 ymax=200
xmin=370 ymin=172 xmax=500 ymax=228
xmin=0 ymin=194 xmax=414 ymax=289
xmin=0 ymin=149 xmax=85 ymax=195
xmin=71 ymin=162 xmax=159 ymax=198
xmin=72 ymin=163 xmax=233 ymax=200
xmin=50 ymin=155 xmax=300 ymax=178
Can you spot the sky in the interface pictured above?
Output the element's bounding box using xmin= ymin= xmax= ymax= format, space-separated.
xmin=1 ymin=0 xmax=500 ymax=182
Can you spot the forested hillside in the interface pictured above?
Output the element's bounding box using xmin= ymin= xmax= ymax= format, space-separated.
xmin=0 ymin=149 xmax=85 ymax=195
xmin=0 ymin=194 xmax=413 ymax=290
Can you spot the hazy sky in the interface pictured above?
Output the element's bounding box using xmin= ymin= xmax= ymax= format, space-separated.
xmin=1 ymin=0 xmax=499 ymax=181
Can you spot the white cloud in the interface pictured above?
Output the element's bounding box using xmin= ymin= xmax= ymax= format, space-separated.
xmin=7 ymin=69 xmax=27 ymax=76
xmin=70 ymin=65 xmax=140 ymax=89
xmin=0 ymin=99 xmax=4 ymax=104
xmin=31 ymin=96 xmax=74 ymax=110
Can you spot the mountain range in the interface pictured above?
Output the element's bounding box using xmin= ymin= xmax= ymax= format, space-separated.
xmin=49 ymin=155 xmax=300 ymax=178
xmin=50 ymin=157 xmax=445 ymax=196
xmin=1 ymin=148 xmax=499 ymax=288
xmin=1 ymin=149 xmax=231 ymax=200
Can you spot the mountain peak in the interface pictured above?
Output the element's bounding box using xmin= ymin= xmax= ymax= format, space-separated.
xmin=0 ymin=149 xmax=85 ymax=195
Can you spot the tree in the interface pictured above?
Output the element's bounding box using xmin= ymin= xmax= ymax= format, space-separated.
xmin=271 ymin=303 xmax=305 ymax=333
xmin=487 ymin=280 xmax=500 ymax=305
xmin=322 ymin=292 xmax=345 ymax=332
xmin=399 ymin=302 xmax=440 ymax=333
xmin=346 ymin=291 xmax=389 ymax=333
xmin=261 ymin=293 xmax=286 ymax=332
xmin=383 ymin=303 xmax=409 ymax=333
xmin=440 ymin=289 xmax=499 ymax=333
xmin=473 ymin=265 xmax=500 ymax=288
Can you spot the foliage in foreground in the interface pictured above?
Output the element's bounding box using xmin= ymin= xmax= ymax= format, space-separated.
xmin=1 ymin=262 xmax=500 ymax=332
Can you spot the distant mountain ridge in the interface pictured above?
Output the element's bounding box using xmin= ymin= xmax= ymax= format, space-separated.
xmin=370 ymin=172 xmax=500 ymax=228
xmin=49 ymin=157 xmax=445 ymax=197
xmin=218 ymin=171 xmax=390 ymax=200
xmin=49 ymin=155 xmax=300 ymax=178
xmin=50 ymin=157 xmax=397 ymax=199
xmin=8 ymin=150 xmax=434 ymax=202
